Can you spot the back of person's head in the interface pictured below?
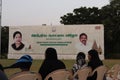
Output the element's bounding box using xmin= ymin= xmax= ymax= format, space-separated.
xmin=88 ymin=49 xmax=100 ymax=61
xmin=45 ymin=47 xmax=58 ymax=60
xmin=76 ymin=52 xmax=86 ymax=60
xmin=76 ymin=52 xmax=86 ymax=66
xmin=4 ymin=55 xmax=33 ymax=71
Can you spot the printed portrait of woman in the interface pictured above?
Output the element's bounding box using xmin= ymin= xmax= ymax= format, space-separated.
xmin=11 ymin=31 xmax=25 ymax=50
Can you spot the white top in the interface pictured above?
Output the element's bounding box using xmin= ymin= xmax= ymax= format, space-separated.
xmin=75 ymin=42 xmax=92 ymax=55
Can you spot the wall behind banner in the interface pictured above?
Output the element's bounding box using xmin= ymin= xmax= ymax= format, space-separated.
xmin=8 ymin=24 xmax=104 ymax=59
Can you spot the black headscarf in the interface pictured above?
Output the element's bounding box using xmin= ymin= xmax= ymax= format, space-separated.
xmin=45 ymin=47 xmax=58 ymax=60
xmin=39 ymin=47 xmax=66 ymax=80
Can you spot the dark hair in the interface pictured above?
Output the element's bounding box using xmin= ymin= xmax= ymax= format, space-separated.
xmin=13 ymin=31 xmax=22 ymax=38
xmin=45 ymin=47 xmax=58 ymax=60
xmin=88 ymin=49 xmax=103 ymax=70
xmin=76 ymin=52 xmax=86 ymax=66
xmin=79 ymin=33 xmax=87 ymax=39
xmin=88 ymin=49 xmax=100 ymax=61
xmin=76 ymin=52 xmax=86 ymax=60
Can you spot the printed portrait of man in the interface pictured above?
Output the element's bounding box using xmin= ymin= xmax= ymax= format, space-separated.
xmin=75 ymin=33 xmax=92 ymax=54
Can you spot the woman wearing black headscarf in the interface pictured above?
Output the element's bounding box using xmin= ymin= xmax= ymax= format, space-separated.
xmin=38 ymin=47 xmax=66 ymax=80
xmin=87 ymin=49 xmax=103 ymax=80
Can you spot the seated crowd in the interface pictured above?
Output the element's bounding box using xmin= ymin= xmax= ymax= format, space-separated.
xmin=0 ymin=47 xmax=120 ymax=80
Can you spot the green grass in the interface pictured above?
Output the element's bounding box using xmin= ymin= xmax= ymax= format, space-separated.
xmin=0 ymin=59 xmax=120 ymax=78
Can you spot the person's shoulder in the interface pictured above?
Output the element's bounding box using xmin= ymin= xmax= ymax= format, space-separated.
xmin=57 ymin=60 xmax=66 ymax=66
xmin=76 ymin=42 xmax=82 ymax=45
xmin=75 ymin=42 xmax=83 ymax=48
xmin=82 ymin=64 xmax=88 ymax=68
xmin=21 ymin=42 xmax=25 ymax=47
xmin=11 ymin=43 xmax=16 ymax=49
xmin=86 ymin=42 xmax=93 ymax=46
xmin=87 ymin=61 xmax=92 ymax=66
xmin=57 ymin=60 xmax=64 ymax=64
xmin=73 ymin=63 xmax=77 ymax=67
xmin=100 ymin=60 xmax=103 ymax=65
xmin=11 ymin=43 xmax=15 ymax=46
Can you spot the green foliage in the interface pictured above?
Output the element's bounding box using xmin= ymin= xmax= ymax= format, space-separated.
xmin=60 ymin=0 xmax=120 ymax=57
xmin=101 ymin=0 xmax=120 ymax=53
xmin=60 ymin=7 xmax=101 ymax=24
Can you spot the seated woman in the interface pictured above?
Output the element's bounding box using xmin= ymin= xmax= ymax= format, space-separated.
xmin=72 ymin=52 xmax=87 ymax=80
xmin=38 ymin=47 xmax=66 ymax=80
xmin=4 ymin=55 xmax=33 ymax=79
xmin=87 ymin=49 xmax=105 ymax=80
xmin=4 ymin=55 xmax=42 ymax=80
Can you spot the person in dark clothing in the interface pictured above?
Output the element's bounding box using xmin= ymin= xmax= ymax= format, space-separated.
xmin=0 ymin=70 xmax=8 ymax=80
xmin=4 ymin=55 xmax=42 ymax=80
xmin=0 ymin=64 xmax=8 ymax=80
xmin=4 ymin=54 xmax=33 ymax=71
xmin=87 ymin=49 xmax=103 ymax=80
xmin=0 ymin=64 xmax=4 ymax=71
xmin=38 ymin=47 xmax=66 ymax=80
